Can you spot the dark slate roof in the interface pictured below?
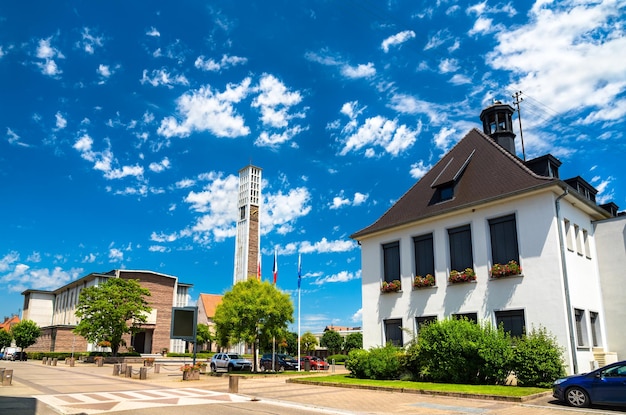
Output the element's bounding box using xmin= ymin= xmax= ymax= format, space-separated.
xmin=351 ymin=128 xmax=557 ymax=239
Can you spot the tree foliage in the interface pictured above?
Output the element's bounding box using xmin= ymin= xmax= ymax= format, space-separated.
xmin=74 ymin=278 xmax=151 ymax=356
xmin=196 ymin=324 xmax=213 ymax=351
xmin=510 ymin=326 xmax=566 ymax=387
xmin=343 ymin=332 xmax=363 ymax=352
xmin=0 ymin=329 xmax=12 ymax=350
xmin=320 ymin=329 xmax=343 ymax=354
xmin=214 ymin=279 xmax=294 ymax=371
xmin=300 ymin=331 xmax=318 ymax=354
xmin=11 ymin=320 xmax=41 ymax=349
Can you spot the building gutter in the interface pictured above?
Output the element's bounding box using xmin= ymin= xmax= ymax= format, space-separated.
xmin=555 ymin=188 xmax=578 ymax=374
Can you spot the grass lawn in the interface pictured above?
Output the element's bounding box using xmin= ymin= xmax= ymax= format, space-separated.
xmin=292 ymin=374 xmax=549 ymax=398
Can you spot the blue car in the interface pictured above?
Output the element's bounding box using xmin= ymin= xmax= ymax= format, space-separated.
xmin=553 ymin=360 xmax=626 ymax=408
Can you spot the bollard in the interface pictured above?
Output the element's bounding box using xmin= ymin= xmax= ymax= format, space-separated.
xmin=139 ymin=367 xmax=147 ymax=380
xmin=112 ymin=364 xmax=121 ymax=376
xmin=2 ymin=369 xmax=13 ymax=386
xmin=47 ymin=358 xmax=52 ymax=366
xmin=120 ymin=363 xmax=127 ymax=374
xmin=52 ymin=358 xmax=58 ymax=366
xmin=228 ymin=375 xmax=239 ymax=393
xmin=154 ymin=363 xmax=160 ymax=374
xmin=69 ymin=357 xmax=75 ymax=367
xmin=125 ymin=365 xmax=132 ymax=378
xmin=42 ymin=357 xmax=47 ymax=365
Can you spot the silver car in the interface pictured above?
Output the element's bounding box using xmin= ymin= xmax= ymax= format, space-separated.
xmin=210 ymin=353 xmax=252 ymax=372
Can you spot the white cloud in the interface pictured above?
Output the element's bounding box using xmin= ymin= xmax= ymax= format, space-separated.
xmin=77 ymin=27 xmax=103 ymax=54
xmin=341 ymin=63 xmax=376 ymax=79
xmin=0 ymin=257 xmax=82 ymax=293
xmin=140 ymin=68 xmax=189 ymax=88
xmin=433 ymin=126 xmax=458 ymax=152
xmin=298 ymin=238 xmax=357 ymax=254
xmin=312 ymin=270 xmax=360 ymax=285
xmin=55 ymin=112 xmax=67 ymax=130
xmin=158 ymin=79 xmax=252 ymax=138
xmin=109 ymin=248 xmax=123 ymax=262
xmin=34 ymin=37 xmax=63 ymax=77
xmin=469 ymin=16 xmax=494 ymax=35
xmin=97 ymin=64 xmax=112 ymax=78
xmin=438 ymin=58 xmax=459 ymax=73
xmin=487 ymin=1 xmax=626 ymax=126
xmin=381 ymin=30 xmax=416 ymax=52
xmin=73 ymin=133 xmax=145 ymax=181
xmin=339 ymin=115 xmax=421 ymax=157
xmin=329 ymin=192 xmax=369 ymax=209
xmin=252 ymin=74 xmax=303 ymax=127
xmin=410 ymin=160 xmax=431 ymax=179
xmin=194 ymin=54 xmax=248 ymax=72
xmin=262 ymin=187 xmax=312 ymax=235
xmin=7 ymin=128 xmax=29 ymax=147
xmin=149 ymin=157 xmax=171 ymax=173
xmin=351 ymin=308 xmax=362 ymax=323
xmin=146 ymin=27 xmax=160 ymax=37
xmin=591 ymin=175 xmax=615 ymax=204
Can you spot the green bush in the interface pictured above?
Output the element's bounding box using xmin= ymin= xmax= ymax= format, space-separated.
xmin=406 ymin=318 xmax=512 ymax=384
xmin=327 ymin=354 xmax=348 ymax=364
xmin=345 ymin=345 xmax=402 ymax=380
xmin=510 ymin=326 xmax=565 ymax=387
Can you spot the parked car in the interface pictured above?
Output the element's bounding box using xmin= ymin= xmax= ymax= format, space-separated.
xmin=553 ymin=360 xmax=626 ymax=408
xmin=209 ymin=353 xmax=252 ymax=372
xmin=259 ymin=353 xmax=298 ymax=371
xmin=11 ymin=351 xmax=28 ymax=361
xmin=2 ymin=347 xmax=17 ymax=360
xmin=300 ymin=356 xmax=329 ymax=370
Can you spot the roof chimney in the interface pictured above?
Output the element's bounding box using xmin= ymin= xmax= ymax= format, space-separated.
xmin=480 ymin=101 xmax=517 ymax=156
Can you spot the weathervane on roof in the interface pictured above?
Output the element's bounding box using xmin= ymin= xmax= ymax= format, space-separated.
xmin=512 ymin=91 xmax=526 ymax=161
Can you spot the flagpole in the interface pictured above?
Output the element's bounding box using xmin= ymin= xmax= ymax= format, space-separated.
xmin=297 ymin=254 xmax=301 ymax=371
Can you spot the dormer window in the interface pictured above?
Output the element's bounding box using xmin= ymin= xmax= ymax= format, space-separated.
xmin=438 ymin=183 xmax=454 ymax=202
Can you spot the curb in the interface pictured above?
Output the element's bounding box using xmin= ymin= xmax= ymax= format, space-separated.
xmin=287 ymin=378 xmax=553 ymax=403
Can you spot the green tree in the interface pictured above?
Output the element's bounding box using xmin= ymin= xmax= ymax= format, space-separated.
xmin=74 ymin=278 xmax=151 ymax=356
xmin=196 ymin=324 xmax=213 ymax=351
xmin=284 ymin=331 xmax=298 ymax=355
xmin=214 ymin=279 xmax=294 ymax=371
xmin=300 ymin=331 xmax=318 ymax=354
xmin=320 ymin=330 xmax=343 ymax=354
xmin=11 ymin=320 xmax=41 ymax=350
xmin=0 ymin=328 xmax=14 ymax=350
xmin=343 ymin=332 xmax=363 ymax=352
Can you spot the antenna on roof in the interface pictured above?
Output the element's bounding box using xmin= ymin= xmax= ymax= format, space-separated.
xmin=512 ymin=91 xmax=526 ymax=161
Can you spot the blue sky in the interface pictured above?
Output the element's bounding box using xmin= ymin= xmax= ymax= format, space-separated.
xmin=1 ymin=1 xmax=625 ymax=334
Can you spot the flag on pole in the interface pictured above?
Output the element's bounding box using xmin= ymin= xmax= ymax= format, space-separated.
xmin=297 ymin=254 xmax=302 ymax=289
xmin=257 ymin=252 xmax=261 ymax=281
xmin=272 ymin=249 xmax=278 ymax=284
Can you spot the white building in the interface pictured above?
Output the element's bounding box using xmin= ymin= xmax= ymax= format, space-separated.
xmin=233 ymin=165 xmax=262 ymax=284
xmin=351 ymin=103 xmax=619 ymax=375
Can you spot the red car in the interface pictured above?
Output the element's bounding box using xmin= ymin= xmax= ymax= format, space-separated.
xmin=300 ymin=356 xmax=329 ymax=370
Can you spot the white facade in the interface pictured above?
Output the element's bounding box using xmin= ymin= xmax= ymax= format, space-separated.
xmin=233 ymin=165 xmax=262 ymax=284
xmin=359 ymin=187 xmax=612 ymax=375
xmin=594 ymin=215 xmax=626 ymax=361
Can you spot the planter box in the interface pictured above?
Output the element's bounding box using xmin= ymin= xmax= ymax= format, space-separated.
xmin=182 ymin=370 xmax=200 ymax=381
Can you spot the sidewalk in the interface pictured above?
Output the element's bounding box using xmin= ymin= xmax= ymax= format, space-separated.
xmin=0 ymin=360 xmax=607 ymax=415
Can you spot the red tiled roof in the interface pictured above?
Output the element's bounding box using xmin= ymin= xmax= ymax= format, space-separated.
xmin=198 ymin=294 xmax=223 ymax=318
xmin=351 ymin=128 xmax=556 ymax=239
xmin=0 ymin=315 xmax=19 ymax=332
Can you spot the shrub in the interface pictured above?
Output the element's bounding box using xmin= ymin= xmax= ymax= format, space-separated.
xmin=407 ymin=318 xmax=512 ymax=384
xmin=510 ymin=326 xmax=565 ymax=387
xmin=345 ymin=345 xmax=402 ymax=380
xmin=327 ymin=354 xmax=348 ymax=364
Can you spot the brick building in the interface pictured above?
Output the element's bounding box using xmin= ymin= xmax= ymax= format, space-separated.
xmin=21 ymin=269 xmax=191 ymax=354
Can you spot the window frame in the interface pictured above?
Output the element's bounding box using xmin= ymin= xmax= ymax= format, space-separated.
xmin=415 ymin=315 xmax=437 ymax=336
xmin=382 ymin=241 xmax=401 ymax=284
xmin=448 ymin=224 xmax=473 ymax=272
xmin=488 ymin=214 xmax=520 ymax=265
xmin=494 ymin=309 xmax=526 ymax=337
xmin=574 ymin=308 xmax=589 ymax=348
xmin=452 ymin=312 xmax=478 ymax=324
xmin=384 ymin=318 xmax=403 ymax=346
xmin=413 ymin=233 xmax=434 ymax=278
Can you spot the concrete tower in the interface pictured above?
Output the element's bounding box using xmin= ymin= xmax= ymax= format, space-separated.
xmin=233 ymin=165 xmax=262 ymax=284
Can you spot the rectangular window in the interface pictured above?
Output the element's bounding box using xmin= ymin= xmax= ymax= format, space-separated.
xmin=590 ymin=312 xmax=601 ymax=347
xmin=448 ymin=225 xmax=473 ymax=271
xmin=565 ymin=219 xmax=573 ymax=251
xmin=453 ymin=312 xmax=478 ymax=324
xmin=495 ymin=309 xmax=525 ymax=337
xmin=574 ymin=225 xmax=583 ymax=255
xmin=413 ymin=233 xmax=434 ymax=277
xmin=574 ymin=308 xmax=589 ymax=348
xmin=384 ymin=318 xmax=403 ymax=346
xmin=382 ymin=241 xmax=400 ymax=283
xmin=415 ymin=316 xmax=437 ymax=336
xmin=489 ymin=214 xmax=520 ymax=265
xmin=583 ymin=229 xmax=591 ymax=259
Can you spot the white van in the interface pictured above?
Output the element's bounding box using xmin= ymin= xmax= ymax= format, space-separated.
xmin=2 ymin=347 xmax=17 ymax=360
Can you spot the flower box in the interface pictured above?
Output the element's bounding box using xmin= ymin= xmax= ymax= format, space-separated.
xmin=490 ymin=260 xmax=522 ymax=279
xmin=413 ymin=274 xmax=435 ymax=288
xmin=448 ymin=268 xmax=476 ymax=284
xmin=381 ymin=280 xmax=401 ymax=293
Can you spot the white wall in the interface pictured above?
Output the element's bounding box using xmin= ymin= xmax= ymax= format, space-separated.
xmin=360 ymin=190 xmax=607 ymax=374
